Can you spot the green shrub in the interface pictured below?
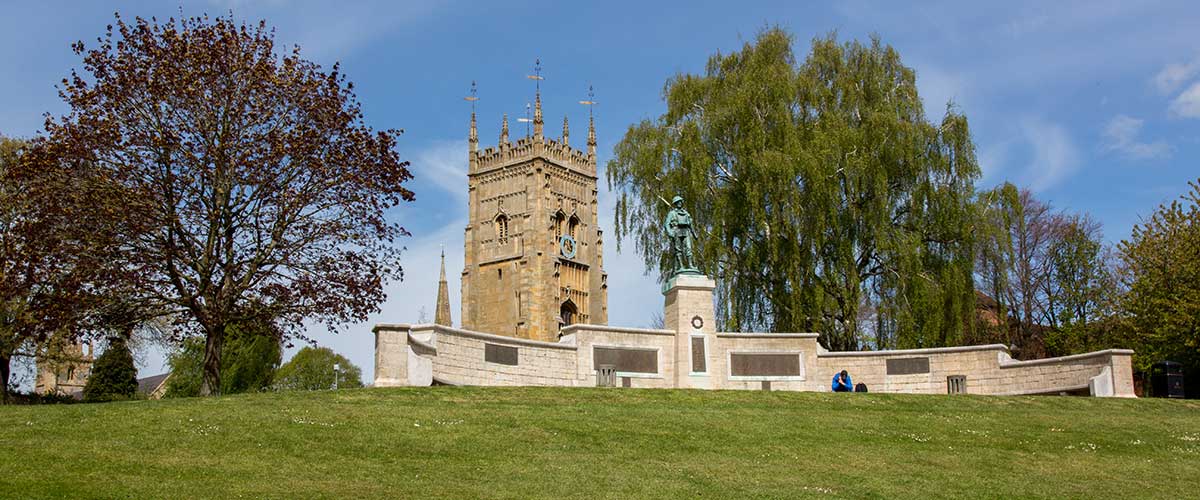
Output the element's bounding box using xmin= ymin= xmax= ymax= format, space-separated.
xmin=82 ymin=337 xmax=138 ymax=402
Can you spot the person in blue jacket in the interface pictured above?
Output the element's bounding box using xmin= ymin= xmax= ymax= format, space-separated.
xmin=832 ymin=370 xmax=853 ymax=392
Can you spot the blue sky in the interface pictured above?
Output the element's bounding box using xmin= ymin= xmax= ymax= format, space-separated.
xmin=3 ymin=1 xmax=1199 ymax=382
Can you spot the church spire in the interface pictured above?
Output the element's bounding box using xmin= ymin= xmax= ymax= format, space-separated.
xmin=435 ymin=246 xmax=452 ymax=327
xmin=562 ymin=116 xmax=570 ymax=146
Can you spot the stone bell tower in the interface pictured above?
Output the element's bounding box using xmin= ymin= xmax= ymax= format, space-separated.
xmin=460 ymin=75 xmax=608 ymax=341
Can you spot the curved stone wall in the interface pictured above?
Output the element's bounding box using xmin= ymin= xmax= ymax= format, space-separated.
xmin=372 ymin=274 xmax=1136 ymax=397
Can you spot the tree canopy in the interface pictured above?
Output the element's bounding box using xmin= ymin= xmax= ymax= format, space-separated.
xmin=274 ymin=346 xmax=362 ymax=391
xmin=0 ymin=134 xmax=115 ymax=401
xmin=27 ymin=14 xmax=413 ymax=395
xmin=1119 ymin=179 xmax=1200 ymax=377
xmin=607 ymin=29 xmax=980 ymax=350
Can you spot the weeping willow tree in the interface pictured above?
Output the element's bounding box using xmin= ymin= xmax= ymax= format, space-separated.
xmin=608 ymin=29 xmax=981 ymax=350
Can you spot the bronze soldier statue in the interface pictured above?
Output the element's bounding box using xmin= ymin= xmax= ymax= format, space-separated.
xmin=665 ymin=195 xmax=699 ymax=276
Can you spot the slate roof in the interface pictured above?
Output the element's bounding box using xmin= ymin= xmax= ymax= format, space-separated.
xmin=137 ymin=373 xmax=171 ymax=395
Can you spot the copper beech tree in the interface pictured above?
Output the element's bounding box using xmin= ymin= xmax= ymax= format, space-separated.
xmin=0 ymin=138 xmax=73 ymax=399
xmin=35 ymin=14 xmax=413 ymax=395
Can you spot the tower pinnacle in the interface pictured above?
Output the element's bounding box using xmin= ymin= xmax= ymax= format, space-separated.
xmin=562 ymin=116 xmax=570 ymax=146
xmin=500 ymin=114 xmax=509 ymax=146
xmin=581 ymin=85 xmax=597 ymax=162
xmin=587 ymin=113 xmax=596 ymax=161
xmin=534 ymin=90 xmax=543 ymax=138
xmin=528 ymin=59 xmax=544 ymax=140
xmin=465 ymin=81 xmax=479 ymax=154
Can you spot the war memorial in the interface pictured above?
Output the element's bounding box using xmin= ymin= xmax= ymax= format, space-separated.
xmin=373 ymin=91 xmax=1136 ymax=398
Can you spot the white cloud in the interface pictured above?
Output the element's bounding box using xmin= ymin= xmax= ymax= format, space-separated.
xmin=1168 ymin=82 xmax=1200 ymax=118
xmin=1102 ymin=114 xmax=1170 ymax=160
xmin=1153 ymin=57 xmax=1200 ymax=95
xmin=1020 ymin=118 xmax=1080 ymax=192
xmin=414 ymin=140 xmax=469 ymax=202
xmin=916 ymin=64 xmax=968 ymax=117
xmin=208 ymin=1 xmax=440 ymax=64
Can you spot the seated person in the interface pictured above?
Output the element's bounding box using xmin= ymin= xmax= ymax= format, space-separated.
xmin=831 ymin=370 xmax=853 ymax=392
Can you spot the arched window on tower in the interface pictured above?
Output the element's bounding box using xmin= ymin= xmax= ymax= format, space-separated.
xmin=559 ymin=299 xmax=578 ymax=330
xmin=495 ymin=214 xmax=509 ymax=244
xmin=568 ymin=214 xmax=580 ymax=241
xmin=553 ymin=210 xmax=565 ymax=242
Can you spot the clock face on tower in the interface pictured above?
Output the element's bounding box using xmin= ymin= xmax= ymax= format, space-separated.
xmin=559 ymin=235 xmax=577 ymax=259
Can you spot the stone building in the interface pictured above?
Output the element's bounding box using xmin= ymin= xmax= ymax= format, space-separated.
xmin=35 ymin=338 xmax=93 ymax=398
xmin=459 ymin=89 xmax=607 ymax=341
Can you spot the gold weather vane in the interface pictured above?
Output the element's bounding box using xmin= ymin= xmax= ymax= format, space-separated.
xmin=579 ymin=84 xmax=597 ymax=117
xmin=464 ymin=80 xmax=479 ymax=109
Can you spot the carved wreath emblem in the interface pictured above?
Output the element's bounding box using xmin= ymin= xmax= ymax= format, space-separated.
xmin=691 ymin=315 xmax=704 ymax=329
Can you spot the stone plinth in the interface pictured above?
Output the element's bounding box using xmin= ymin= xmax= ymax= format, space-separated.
xmin=373 ymin=324 xmax=411 ymax=387
xmin=663 ymin=274 xmax=717 ymax=389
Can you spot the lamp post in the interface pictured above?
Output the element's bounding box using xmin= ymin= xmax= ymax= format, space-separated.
xmin=333 ymin=363 xmax=339 ymax=390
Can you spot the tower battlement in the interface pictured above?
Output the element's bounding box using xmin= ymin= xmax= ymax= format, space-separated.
xmin=472 ymin=136 xmax=594 ymax=176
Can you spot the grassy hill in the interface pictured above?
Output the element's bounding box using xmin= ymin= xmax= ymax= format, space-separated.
xmin=1 ymin=387 xmax=1197 ymax=499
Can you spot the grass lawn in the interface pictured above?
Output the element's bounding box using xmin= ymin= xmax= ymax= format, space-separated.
xmin=1 ymin=387 xmax=1197 ymax=499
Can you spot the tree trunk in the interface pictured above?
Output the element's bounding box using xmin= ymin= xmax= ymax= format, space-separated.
xmin=1 ymin=353 xmax=11 ymax=404
xmin=198 ymin=325 xmax=225 ymax=396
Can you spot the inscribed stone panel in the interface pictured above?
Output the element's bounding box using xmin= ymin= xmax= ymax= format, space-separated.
xmin=691 ymin=337 xmax=707 ymax=373
xmin=485 ymin=343 xmax=519 ymax=366
xmin=730 ymin=353 xmax=801 ymax=377
xmin=886 ymin=357 xmax=930 ymax=375
xmin=593 ymin=347 xmax=657 ymax=374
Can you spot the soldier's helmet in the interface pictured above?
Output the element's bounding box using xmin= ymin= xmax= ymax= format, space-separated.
xmin=671 ymin=195 xmax=684 ymax=206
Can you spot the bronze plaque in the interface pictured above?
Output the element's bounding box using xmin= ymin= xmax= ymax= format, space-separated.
xmin=730 ymin=353 xmax=801 ymax=377
xmin=886 ymin=357 xmax=930 ymax=375
xmin=485 ymin=343 xmax=519 ymax=366
xmin=691 ymin=337 xmax=707 ymax=373
xmin=593 ymin=347 xmax=658 ymax=374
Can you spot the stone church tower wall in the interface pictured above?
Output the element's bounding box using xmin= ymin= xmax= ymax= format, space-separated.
xmin=460 ymin=89 xmax=607 ymax=342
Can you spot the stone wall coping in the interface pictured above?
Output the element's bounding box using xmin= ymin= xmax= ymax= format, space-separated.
xmin=561 ymin=324 xmax=676 ymax=337
xmin=373 ymin=323 xmax=413 ymax=333
xmin=409 ymin=323 xmax=579 ymax=351
xmin=717 ymin=332 xmax=820 ymax=339
xmin=998 ymin=349 xmax=1135 ymax=368
xmin=408 ymin=335 xmax=437 ymax=354
xmin=818 ymin=344 xmax=1011 ymax=357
